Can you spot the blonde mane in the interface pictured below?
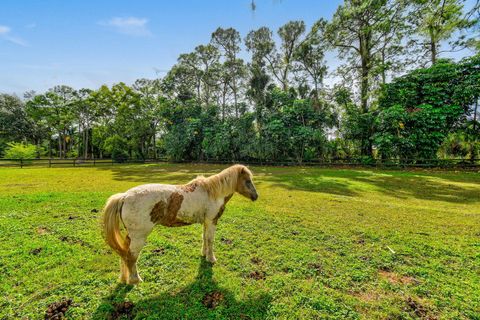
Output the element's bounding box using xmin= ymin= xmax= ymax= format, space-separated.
xmin=189 ymin=164 xmax=252 ymax=198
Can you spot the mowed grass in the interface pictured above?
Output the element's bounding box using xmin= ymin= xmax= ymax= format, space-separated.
xmin=0 ymin=164 xmax=479 ymax=319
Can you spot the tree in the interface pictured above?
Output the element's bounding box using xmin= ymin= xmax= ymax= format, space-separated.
xmin=134 ymin=79 xmax=164 ymax=158
xmin=211 ymin=27 xmax=246 ymax=117
xmin=26 ymin=86 xmax=77 ymax=158
xmin=378 ymin=55 xmax=480 ymax=160
xmin=0 ymin=94 xmax=33 ymax=152
xmin=277 ymin=21 xmax=306 ymax=90
xmin=326 ymin=0 xmax=410 ymax=156
xmin=245 ymin=21 xmax=307 ymax=91
xmin=75 ymin=88 xmax=94 ymax=159
xmin=411 ymin=0 xmax=473 ymax=64
xmin=293 ymin=19 xmax=328 ymax=99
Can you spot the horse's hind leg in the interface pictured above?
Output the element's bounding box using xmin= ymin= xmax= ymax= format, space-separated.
xmin=119 ymin=258 xmax=128 ymax=283
xmin=125 ymin=232 xmax=148 ymax=284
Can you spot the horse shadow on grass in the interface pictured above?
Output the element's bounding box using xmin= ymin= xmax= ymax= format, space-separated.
xmin=91 ymin=257 xmax=272 ymax=320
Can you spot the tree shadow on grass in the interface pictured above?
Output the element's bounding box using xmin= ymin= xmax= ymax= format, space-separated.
xmin=96 ymin=163 xmax=229 ymax=185
xmin=92 ymin=257 xmax=271 ymax=320
xmin=350 ymin=174 xmax=480 ymax=203
xmin=96 ymin=164 xmax=480 ymax=204
xmin=266 ymin=169 xmax=480 ymax=204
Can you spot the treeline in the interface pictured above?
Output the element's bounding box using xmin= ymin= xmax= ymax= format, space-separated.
xmin=1 ymin=0 xmax=479 ymax=162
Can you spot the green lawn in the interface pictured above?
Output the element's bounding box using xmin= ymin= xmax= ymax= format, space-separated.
xmin=1 ymin=164 xmax=479 ymax=319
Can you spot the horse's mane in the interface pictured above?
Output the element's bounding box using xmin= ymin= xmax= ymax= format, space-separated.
xmin=188 ymin=164 xmax=252 ymax=198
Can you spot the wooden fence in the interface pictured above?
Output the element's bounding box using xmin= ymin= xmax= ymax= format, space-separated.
xmin=0 ymin=158 xmax=479 ymax=169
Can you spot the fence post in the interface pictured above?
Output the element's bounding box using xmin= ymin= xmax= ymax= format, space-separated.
xmin=93 ymin=158 xmax=96 ymax=166
xmin=20 ymin=159 xmax=23 ymax=168
xmin=73 ymin=159 xmax=75 ymax=167
xmin=49 ymin=159 xmax=51 ymax=168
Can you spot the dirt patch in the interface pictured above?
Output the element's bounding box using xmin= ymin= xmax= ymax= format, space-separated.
xmin=58 ymin=235 xmax=95 ymax=249
xmin=291 ymin=230 xmax=300 ymax=235
xmin=221 ymin=237 xmax=233 ymax=245
xmin=91 ymin=208 xmax=98 ymax=213
xmin=110 ymin=301 xmax=135 ymax=319
xmin=202 ymin=291 xmax=224 ymax=309
xmin=30 ymin=247 xmax=42 ymax=255
xmin=353 ymin=238 xmax=365 ymax=245
xmin=68 ymin=215 xmax=78 ymax=220
xmin=379 ymin=270 xmax=416 ymax=285
xmin=45 ymin=298 xmax=72 ymax=319
xmin=352 ymin=290 xmax=382 ymax=302
xmin=248 ymin=270 xmax=266 ymax=280
xmin=405 ymin=297 xmax=437 ymax=319
xmin=151 ymin=247 xmax=165 ymax=255
xmin=307 ymin=262 xmax=322 ymax=274
xmin=251 ymin=257 xmax=262 ymax=264
xmin=36 ymin=226 xmax=50 ymax=235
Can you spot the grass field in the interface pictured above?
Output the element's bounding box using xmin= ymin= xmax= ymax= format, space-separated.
xmin=0 ymin=164 xmax=479 ymax=319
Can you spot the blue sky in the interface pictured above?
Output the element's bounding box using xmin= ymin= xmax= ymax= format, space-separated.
xmin=0 ymin=0 xmax=476 ymax=94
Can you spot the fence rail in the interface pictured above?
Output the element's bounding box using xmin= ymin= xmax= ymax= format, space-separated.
xmin=0 ymin=157 xmax=479 ymax=169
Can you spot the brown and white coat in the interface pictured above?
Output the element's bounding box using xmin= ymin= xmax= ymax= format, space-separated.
xmin=103 ymin=165 xmax=258 ymax=284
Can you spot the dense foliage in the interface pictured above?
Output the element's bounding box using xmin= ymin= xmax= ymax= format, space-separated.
xmin=376 ymin=55 xmax=480 ymax=160
xmin=1 ymin=0 xmax=478 ymax=162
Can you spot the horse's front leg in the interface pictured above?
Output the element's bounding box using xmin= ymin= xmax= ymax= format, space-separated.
xmin=203 ymin=220 xmax=217 ymax=263
xmin=202 ymin=223 xmax=207 ymax=257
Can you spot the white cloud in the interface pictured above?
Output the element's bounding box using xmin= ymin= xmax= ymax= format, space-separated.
xmin=99 ymin=17 xmax=152 ymax=37
xmin=0 ymin=25 xmax=10 ymax=34
xmin=0 ymin=24 xmax=28 ymax=46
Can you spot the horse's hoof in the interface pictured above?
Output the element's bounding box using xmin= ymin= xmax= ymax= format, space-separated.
xmin=207 ymin=256 xmax=217 ymax=264
xmin=128 ymin=275 xmax=143 ymax=285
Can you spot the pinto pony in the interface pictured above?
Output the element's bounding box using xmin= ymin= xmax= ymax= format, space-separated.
xmin=103 ymin=164 xmax=258 ymax=284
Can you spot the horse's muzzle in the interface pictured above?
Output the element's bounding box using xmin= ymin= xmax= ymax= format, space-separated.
xmin=250 ymin=193 xmax=258 ymax=201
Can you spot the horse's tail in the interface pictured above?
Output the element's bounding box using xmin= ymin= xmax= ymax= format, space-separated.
xmin=103 ymin=193 xmax=129 ymax=257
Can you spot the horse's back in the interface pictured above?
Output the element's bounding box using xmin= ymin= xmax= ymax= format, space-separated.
xmin=120 ymin=183 xmax=209 ymax=229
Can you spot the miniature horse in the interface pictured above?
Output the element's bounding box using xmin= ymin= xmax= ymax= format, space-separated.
xmin=103 ymin=164 xmax=258 ymax=284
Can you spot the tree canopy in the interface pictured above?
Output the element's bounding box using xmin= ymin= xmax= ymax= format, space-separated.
xmin=1 ymin=0 xmax=479 ymax=163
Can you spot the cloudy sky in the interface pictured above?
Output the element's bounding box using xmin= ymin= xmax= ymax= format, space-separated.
xmin=0 ymin=0 xmax=476 ymax=95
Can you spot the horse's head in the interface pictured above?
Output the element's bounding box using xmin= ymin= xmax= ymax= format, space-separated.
xmin=236 ymin=166 xmax=258 ymax=201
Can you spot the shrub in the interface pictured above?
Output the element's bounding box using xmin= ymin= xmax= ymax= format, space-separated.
xmin=3 ymin=142 xmax=38 ymax=159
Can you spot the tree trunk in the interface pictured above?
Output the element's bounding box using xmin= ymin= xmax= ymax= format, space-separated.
xmin=381 ymin=49 xmax=386 ymax=85
xmin=78 ymin=123 xmax=82 ymax=158
xmin=63 ymin=131 xmax=67 ymax=158
xmin=359 ymin=32 xmax=373 ymax=157
xmin=473 ymin=98 xmax=478 ymax=133
xmin=84 ymin=125 xmax=89 ymax=159
xmin=58 ymin=135 xmax=62 ymax=158
xmin=472 ymin=98 xmax=478 ymax=163
xmin=48 ymin=135 xmax=52 ymax=158
xmin=153 ymin=126 xmax=157 ymax=159
xmin=430 ymin=40 xmax=437 ymax=65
